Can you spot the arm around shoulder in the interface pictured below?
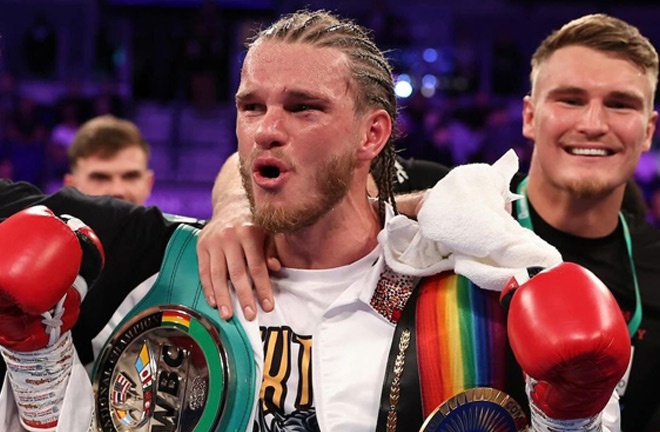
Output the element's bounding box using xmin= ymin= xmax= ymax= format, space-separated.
xmin=198 ymin=152 xmax=276 ymax=321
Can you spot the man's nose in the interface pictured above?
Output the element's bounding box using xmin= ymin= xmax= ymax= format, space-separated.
xmin=576 ymin=102 xmax=609 ymax=137
xmin=254 ymin=108 xmax=287 ymax=149
xmin=108 ymin=179 xmax=128 ymax=201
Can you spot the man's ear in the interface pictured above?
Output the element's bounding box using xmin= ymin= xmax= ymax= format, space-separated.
xmin=643 ymin=110 xmax=658 ymax=152
xmin=146 ymin=169 xmax=155 ymax=192
xmin=63 ymin=173 xmax=75 ymax=187
xmin=356 ymin=109 xmax=392 ymax=162
xmin=522 ymin=95 xmax=535 ymax=141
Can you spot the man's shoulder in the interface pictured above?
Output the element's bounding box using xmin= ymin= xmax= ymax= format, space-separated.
xmin=0 ymin=179 xmax=42 ymax=196
xmin=162 ymin=213 xmax=206 ymax=229
xmin=393 ymin=156 xmax=450 ymax=193
xmin=626 ymin=212 xmax=660 ymax=250
xmin=0 ymin=180 xmax=47 ymax=221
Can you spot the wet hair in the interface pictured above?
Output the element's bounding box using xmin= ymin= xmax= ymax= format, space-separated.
xmin=68 ymin=115 xmax=150 ymax=169
xmin=530 ymin=14 xmax=659 ymax=100
xmin=247 ymin=9 xmax=399 ymax=220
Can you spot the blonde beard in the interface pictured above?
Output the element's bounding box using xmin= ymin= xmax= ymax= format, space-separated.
xmin=563 ymin=177 xmax=614 ymax=199
xmin=241 ymin=152 xmax=356 ymax=233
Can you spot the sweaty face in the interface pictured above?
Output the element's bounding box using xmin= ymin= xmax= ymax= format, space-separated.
xmin=235 ymin=41 xmax=363 ymax=233
xmin=524 ymin=45 xmax=657 ymax=198
xmin=65 ymin=146 xmax=154 ymax=205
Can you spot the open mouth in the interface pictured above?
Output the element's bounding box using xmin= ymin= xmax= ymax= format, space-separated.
xmin=252 ymin=157 xmax=288 ymax=185
xmin=260 ymin=165 xmax=281 ymax=179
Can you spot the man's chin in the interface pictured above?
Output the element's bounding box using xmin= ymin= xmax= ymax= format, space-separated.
xmin=563 ymin=177 xmax=614 ymax=199
xmin=254 ymin=206 xmax=303 ymax=234
xmin=255 ymin=199 xmax=333 ymax=234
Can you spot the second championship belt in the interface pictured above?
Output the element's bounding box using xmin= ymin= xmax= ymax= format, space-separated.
xmin=378 ymin=272 xmax=529 ymax=432
xmin=93 ymin=224 xmax=256 ymax=432
xmin=420 ymin=387 xmax=527 ymax=432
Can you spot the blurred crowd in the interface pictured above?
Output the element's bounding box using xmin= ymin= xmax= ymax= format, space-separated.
xmin=2 ymin=0 xmax=660 ymax=227
xmin=0 ymin=72 xmax=127 ymax=191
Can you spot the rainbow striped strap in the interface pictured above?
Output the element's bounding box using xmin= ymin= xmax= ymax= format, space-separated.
xmin=376 ymin=271 xmax=512 ymax=431
xmin=417 ymin=272 xmax=508 ymax=415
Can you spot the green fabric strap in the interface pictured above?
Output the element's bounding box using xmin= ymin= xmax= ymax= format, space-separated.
xmin=98 ymin=224 xmax=256 ymax=431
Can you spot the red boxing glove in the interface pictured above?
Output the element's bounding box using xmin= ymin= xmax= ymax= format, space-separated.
xmin=501 ymin=262 xmax=630 ymax=420
xmin=0 ymin=205 xmax=105 ymax=351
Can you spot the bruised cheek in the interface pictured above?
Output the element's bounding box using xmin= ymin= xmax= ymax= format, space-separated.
xmin=300 ymin=124 xmax=342 ymax=158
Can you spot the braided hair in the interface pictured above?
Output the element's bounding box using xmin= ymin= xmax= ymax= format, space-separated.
xmin=247 ymin=9 xmax=400 ymax=220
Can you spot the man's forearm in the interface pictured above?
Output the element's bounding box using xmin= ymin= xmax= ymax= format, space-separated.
xmin=212 ymin=152 xmax=251 ymax=220
xmin=393 ymin=189 xmax=427 ymax=217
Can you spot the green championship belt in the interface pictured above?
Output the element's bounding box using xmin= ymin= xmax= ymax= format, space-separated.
xmin=93 ymin=224 xmax=256 ymax=432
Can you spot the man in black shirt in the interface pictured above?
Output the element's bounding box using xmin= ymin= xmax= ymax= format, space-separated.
xmin=510 ymin=14 xmax=660 ymax=430
xmin=0 ymin=181 xmax=177 ymax=365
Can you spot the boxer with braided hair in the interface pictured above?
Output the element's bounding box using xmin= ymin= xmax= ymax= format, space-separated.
xmin=246 ymin=10 xmax=400 ymax=223
xmin=0 ymin=9 xmax=629 ymax=432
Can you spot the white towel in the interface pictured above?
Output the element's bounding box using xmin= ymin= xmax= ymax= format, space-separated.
xmin=379 ymin=149 xmax=562 ymax=291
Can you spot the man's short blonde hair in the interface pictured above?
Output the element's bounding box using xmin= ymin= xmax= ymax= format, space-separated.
xmin=68 ymin=115 xmax=150 ymax=169
xmin=530 ymin=14 xmax=658 ymax=98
